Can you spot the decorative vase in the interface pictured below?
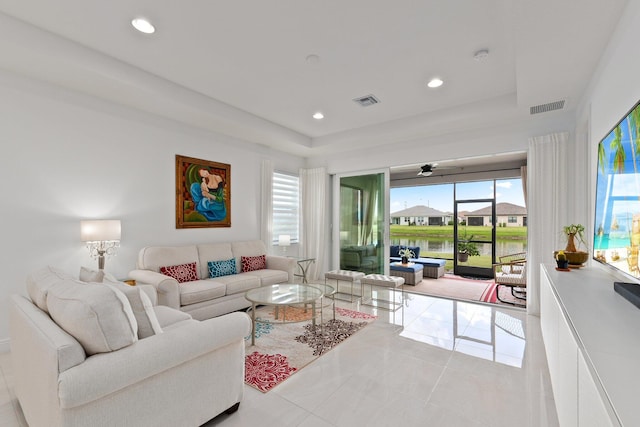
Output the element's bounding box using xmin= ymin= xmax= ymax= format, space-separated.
xmin=556 ymin=259 xmax=569 ymax=269
xmin=401 ymin=256 xmax=409 ymax=264
xmin=458 ymin=252 xmax=469 ymax=263
xmin=566 ymin=233 xmax=578 ymax=252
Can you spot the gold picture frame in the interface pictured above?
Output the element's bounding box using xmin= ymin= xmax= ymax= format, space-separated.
xmin=176 ymin=155 xmax=231 ymax=228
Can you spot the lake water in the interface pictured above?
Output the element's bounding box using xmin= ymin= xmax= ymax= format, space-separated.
xmin=391 ymin=238 xmax=527 ymax=258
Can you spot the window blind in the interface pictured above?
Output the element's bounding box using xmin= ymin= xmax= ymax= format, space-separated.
xmin=272 ymin=171 xmax=299 ymax=243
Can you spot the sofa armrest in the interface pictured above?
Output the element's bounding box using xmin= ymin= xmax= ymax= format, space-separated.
xmin=128 ymin=269 xmax=180 ymax=309
xmin=266 ymin=255 xmax=296 ymax=283
xmin=58 ymin=311 xmax=251 ymax=409
xmin=10 ymin=295 xmax=87 ymax=427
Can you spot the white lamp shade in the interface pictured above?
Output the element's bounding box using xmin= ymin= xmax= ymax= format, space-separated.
xmin=278 ymin=235 xmax=291 ymax=247
xmin=80 ymin=220 xmax=121 ymax=242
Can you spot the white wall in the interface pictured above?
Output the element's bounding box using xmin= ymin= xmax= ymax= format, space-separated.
xmin=578 ymin=0 xmax=640 ymax=281
xmin=0 ymin=71 xmax=304 ymax=346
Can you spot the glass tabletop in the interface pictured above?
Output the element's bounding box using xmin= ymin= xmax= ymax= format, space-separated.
xmin=245 ymin=284 xmax=323 ymax=305
xmin=308 ymin=283 xmax=336 ymax=297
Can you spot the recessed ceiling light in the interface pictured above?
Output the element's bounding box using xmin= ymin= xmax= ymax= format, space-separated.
xmin=427 ymin=78 xmax=444 ymax=88
xmin=305 ymin=54 xmax=320 ymax=65
xmin=473 ymin=49 xmax=489 ymax=62
xmin=131 ymin=18 xmax=155 ymax=34
xmin=313 ymin=112 xmax=324 ymax=120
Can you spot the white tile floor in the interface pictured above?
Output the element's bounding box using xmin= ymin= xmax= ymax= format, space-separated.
xmin=0 ymin=292 xmax=559 ymax=427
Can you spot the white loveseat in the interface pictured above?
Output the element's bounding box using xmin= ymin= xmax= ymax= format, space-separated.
xmin=129 ymin=240 xmax=296 ymax=320
xmin=10 ymin=267 xmax=251 ymax=427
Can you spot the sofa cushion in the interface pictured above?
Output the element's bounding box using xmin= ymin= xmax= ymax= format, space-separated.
xmin=26 ymin=265 xmax=74 ymax=313
xmin=79 ymin=266 xmax=105 ymax=283
xmin=179 ymin=280 xmax=226 ymax=306
xmin=46 ymin=279 xmax=138 ymax=355
xmin=160 ymin=262 xmax=199 ymax=283
xmin=197 ymin=242 xmax=234 ymax=280
xmin=231 ymin=240 xmax=268 ymax=258
xmin=241 ymin=255 xmax=266 ymax=272
xmin=390 ymin=245 xmax=401 ymax=258
xmin=152 ymin=305 xmax=193 ymax=329
xmin=390 ymin=256 xmax=445 ymax=268
xmin=244 ymin=269 xmax=289 ymax=286
xmin=103 ymin=278 xmax=163 ymax=339
xmin=208 ymin=259 xmax=237 ymax=278
xmin=137 ymin=245 xmax=199 ymax=273
xmin=390 ymin=245 xmax=421 ymax=258
xmin=208 ymin=273 xmax=260 ymax=295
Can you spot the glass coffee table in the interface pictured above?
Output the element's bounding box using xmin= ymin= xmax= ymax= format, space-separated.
xmin=309 ymin=283 xmax=336 ymax=324
xmin=245 ymin=284 xmax=324 ymax=345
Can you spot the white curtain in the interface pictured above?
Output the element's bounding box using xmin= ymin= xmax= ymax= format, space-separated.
xmin=521 ymin=166 xmax=527 ymax=207
xmin=261 ymin=160 xmax=273 ymax=252
xmin=360 ymin=179 xmax=378 ymax=246
xmin=527 ymin=132 xmax=569 ymax=315
xmin=300 ymin=167 xmax=326 ymax=281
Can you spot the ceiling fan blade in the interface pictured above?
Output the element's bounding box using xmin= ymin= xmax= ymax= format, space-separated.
xmin=418 ymin=163 xmax=435 ymax=176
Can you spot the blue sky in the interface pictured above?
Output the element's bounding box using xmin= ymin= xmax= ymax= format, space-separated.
xmin=390 ymin=179 xmax=525 ymax=214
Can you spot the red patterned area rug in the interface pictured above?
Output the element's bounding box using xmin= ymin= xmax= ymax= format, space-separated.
xmin=244 ymin=306 xmax=376 ymax=392
xmin=480 ymin=282 xmax=499 ymax=303
xmin=480 ymin=282 xmax=527 ymax=307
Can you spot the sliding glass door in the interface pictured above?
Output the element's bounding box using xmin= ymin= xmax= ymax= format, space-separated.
xmin=454 ymin=198 xmax=496 ymax=278
xmin=333 ymin=170 xmax=389 ymax=274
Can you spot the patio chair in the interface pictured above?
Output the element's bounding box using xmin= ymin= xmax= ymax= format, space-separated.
xmin=498 ymin=252 xmax=527 ymax=265
xmin=493 ymin=255 xmax=527 ymax=307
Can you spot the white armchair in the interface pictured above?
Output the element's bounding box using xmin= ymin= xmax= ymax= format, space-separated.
xmin=10 ymin=267 xmax=251 ymax=427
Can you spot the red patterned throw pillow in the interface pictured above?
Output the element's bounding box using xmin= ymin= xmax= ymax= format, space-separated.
xmin=160 ymin=262 xmax=198 ymax=283
xmin=241 ymin=255 xmax=266 ymax=272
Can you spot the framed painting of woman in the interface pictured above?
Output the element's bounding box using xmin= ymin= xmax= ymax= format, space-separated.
xmin=176 ymin=155 xmax=231 ymax=228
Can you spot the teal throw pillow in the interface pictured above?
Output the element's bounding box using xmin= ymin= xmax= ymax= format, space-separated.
xmin=208 ymin=259 xmax=237 ymax=278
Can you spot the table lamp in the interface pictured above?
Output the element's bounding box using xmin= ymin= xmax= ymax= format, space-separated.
xmin=278 ymin=234 xmax=290 ymax=254
xmin=81 ymin=219 xmax=121 ymax=270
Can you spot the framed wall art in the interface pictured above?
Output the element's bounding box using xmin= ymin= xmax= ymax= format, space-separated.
xmin=176 ymin=155 xmax=231 ymax=228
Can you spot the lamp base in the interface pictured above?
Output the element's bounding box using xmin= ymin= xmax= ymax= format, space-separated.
xmin=98 ymin=251 xmax=106 ymax=270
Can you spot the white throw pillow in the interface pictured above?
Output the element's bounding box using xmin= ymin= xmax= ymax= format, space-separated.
xmin=103 ymin=277 xmax=163 ymax=339
xmin=501 ymin=265 xmax=512 ymax=274
xmin=26 ymin=266 xmax=73 ymax=313
xmin=79 ymin=266 xmax=105 ymax=283
xmin=47 ymin=279 xmax=138 ymax=355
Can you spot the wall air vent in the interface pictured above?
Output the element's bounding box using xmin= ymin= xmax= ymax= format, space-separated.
xmin=353 ymin=94 xmax=380 ymax=107
xmin=530 ymin=100 xmax=565 ymax=115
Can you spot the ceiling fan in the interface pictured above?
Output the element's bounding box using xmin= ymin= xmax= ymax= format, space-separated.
xmin=417 ymin=163 xmax=437 ymax=176
xmin=417 ymin=163 xmax=459 ymax=176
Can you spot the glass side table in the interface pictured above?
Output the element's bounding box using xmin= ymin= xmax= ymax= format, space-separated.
xmin=288 ymin=257 xmax=316 ymax=284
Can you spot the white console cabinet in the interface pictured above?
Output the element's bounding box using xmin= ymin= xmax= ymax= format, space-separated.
xmin=540 ymin=264 xmax=640 ymax=426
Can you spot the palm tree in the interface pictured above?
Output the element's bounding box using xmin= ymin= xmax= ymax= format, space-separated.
xmin=598 ymin=139 xmax=606 ymax=175
xmin=631 ymin=104 xmax=640 ymax=158
xmin=611 ymin=125 xmax=625 ymax=173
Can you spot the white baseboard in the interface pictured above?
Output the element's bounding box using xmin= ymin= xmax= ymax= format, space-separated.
xmin=0 ymin=338 xmax=10 ymax=353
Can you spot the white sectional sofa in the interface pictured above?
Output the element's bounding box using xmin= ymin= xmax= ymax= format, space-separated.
xmin=10 ymin=266 xmax=251 ymax=427
xmin=129 ymin=240 xmax=296 ymax=320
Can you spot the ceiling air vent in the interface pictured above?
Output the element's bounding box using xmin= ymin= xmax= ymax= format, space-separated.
xmin=530 ymin=100 xmax=565 ymax=115
xmin=353 ymin=94 xmax=380 ymax=107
